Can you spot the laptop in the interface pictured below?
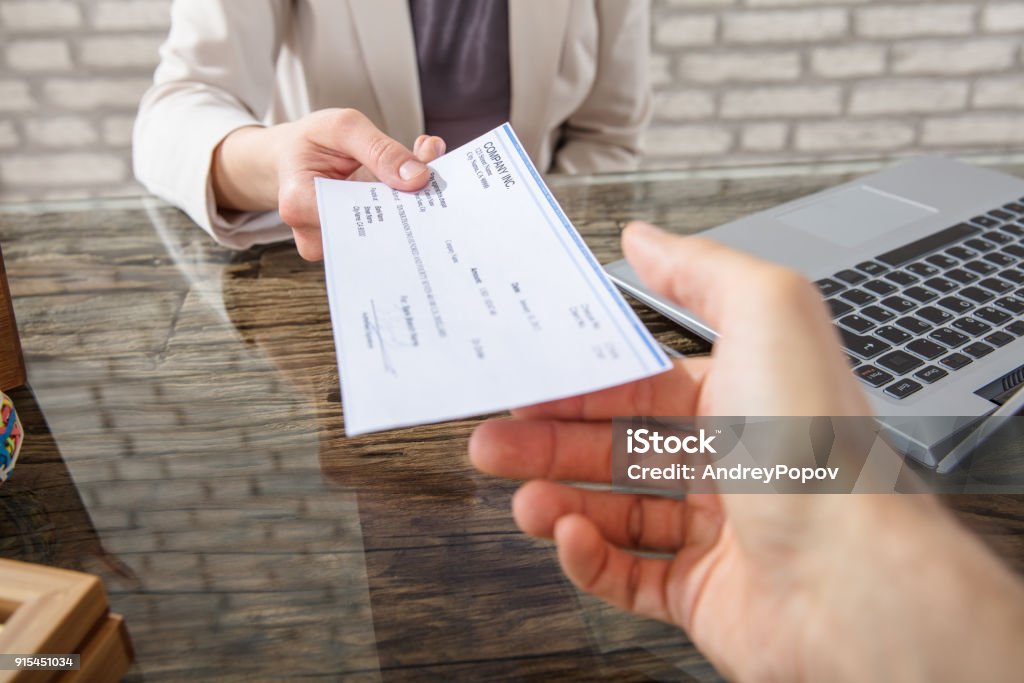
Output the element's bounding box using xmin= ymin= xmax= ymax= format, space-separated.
xmin=604 ymin=157 xmax=1024 ymax=470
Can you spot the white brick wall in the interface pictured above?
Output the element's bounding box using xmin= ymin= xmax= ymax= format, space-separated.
xmin=0 ymin=0 xmax=1023 ymax=201
xmin=648 ymin=0 xmax=1024 ymax=170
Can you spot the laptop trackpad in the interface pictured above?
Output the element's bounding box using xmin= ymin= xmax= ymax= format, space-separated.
xmin=776 ymin=185 xmax=936 ymax=248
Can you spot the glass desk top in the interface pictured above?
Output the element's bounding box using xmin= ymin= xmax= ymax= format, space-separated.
xmin=1 ymin=165 xmax=1022 ymax=681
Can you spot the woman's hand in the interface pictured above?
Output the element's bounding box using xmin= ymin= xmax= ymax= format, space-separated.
xmin=212 ymin=108 xmax=445 ymax=260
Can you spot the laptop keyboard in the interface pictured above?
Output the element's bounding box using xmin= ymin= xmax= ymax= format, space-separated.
xmin=818 ymin=200 xmax=1024 ymax=400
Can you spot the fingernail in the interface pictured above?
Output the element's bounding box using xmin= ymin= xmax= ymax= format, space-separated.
xmin=399 ymin=158 xmax=427 ymax=180
xmin=431 ymin=138 xmax=446 ymax=157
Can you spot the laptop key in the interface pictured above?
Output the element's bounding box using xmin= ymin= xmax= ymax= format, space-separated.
xmin=962 ymin=341 xmax=995 ymax=358
xmin=1006 ymin=320 xmax=1024 ymax=336
xmin=861 ymin=305 xmax=895 ymax=323
xmin=960 ymin=285 xmax=994 ymax=303
xmin=877 ymin=350 xmax=924 ymax=375
xmin=903 ymin=286 xmax=937 ymax=303
xmin=974 ymin=306 xmax=1010 ymax=325
xmin=864 ymin=279 xmax=897 ymax=295
xmin=839 ymin=288 xmax=876 ymax=305
xmin=834 ymin=269 xmax=867 ymax=285
xmin=916 ymin=306 xmax=953 ymax=325
xmin=906 ymin=338 xmax=945 ymax=360
xmin=995 ymin=296 xmax=1024 ymax=314
xmin=983 ymin=252 xmax=1015 ymax=268
xmin=827 ymin=298 xmax=854 ymax=318
xmin=999 ymin=268 xmax=1024 ymax=285
xmin=881 ymin=295 xmax=916 ymax=313
xmin=884 ymin=270 xmax=918 ymax=286
xmin=914 ymin=366 xmax=948 ymax=384
xmin=816 ymin=278 xmax=845 ymax=296
xmin=937 ymin=296 xmax=973 ymax=314
xmin=970 ymin=216 xmax=999 ymax=228
xmin=985 ymin=331 xmax=1015 ymax=347
xmin=945 ymin=268 xmax=977 ymax=284
xmin=962 ymin=239 xmax=995 ymax=252
xmin=875 ymin=325 xmax=911 ymax=344
xmin=979 ymin=277 xmax=1012 ymax=294
xmin=946 ymin=246 xmax=978 ymax=261
xmin=1004 ymin=202 xmax=1024 ymax=214
xmin=925 ymin=254 xmax=958 ymax=269
xmin=1003 ymin=244 xmax=1024 ymax=259
xmin=837 ymin=328 xmax=891 ymax=359
xmin=1002 ymin=223 xmax=1024 ymax=237
xmin=983 ymin=230 xmax=1013 ymax=245
xmin=856 ymin=261 xmax=888 ymax=276
xmin=839 ymin=314 xmax=875 ymax=333
xmin=884 ymin=379 xmax=923 ymax=400
xmin=952 ymin=317 xmax=991 ymax=336
xmin=940 ymin=353 xmax=972 ymax=370
xmin=907 ymin=262 xmax=939 ymax=278
xmin=922 ymin=276 xmax=956 ymax=293
xmin=854 ymin=365 xmax=894 ymax=387
xmin=896 ymin=316 xmax=931 ymax=334
xmin=989 ymin=209 xmax=1014 ymax=221
xmin=878 ymin=223 xmax=979 ymax=267
xmin=930 ymin=327 xmax=970 ymax=348
xmin=965 ymin=260 xmax=997 ymax=275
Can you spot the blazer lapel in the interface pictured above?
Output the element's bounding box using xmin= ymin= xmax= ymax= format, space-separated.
xmin=508 ymin=0 xmax=572 ymax=158
xmin=345 ymin=0 xmax=424 ymax=146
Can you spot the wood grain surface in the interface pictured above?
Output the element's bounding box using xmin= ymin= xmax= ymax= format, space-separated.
xmin=0 ymin=169 xmax=1021 ymax=681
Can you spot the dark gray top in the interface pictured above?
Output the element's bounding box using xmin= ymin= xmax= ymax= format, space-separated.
xmin=409 ymin=0 xmax=511 ymax=149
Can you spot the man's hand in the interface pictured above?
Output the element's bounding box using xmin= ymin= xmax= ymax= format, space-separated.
xmin=212 ymin=108 xmax=446 ymax=260
xmin=470 ymin=223 xmax=1024 ymax=682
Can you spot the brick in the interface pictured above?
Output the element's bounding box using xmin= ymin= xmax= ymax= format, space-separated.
xmin=102 ymin=116 xmax=136 ymax=145
xmin=44 ymin=78 xmax=151 ymax=110
xmin=741 ymin=123 xmax=788 ymax=151
xmin=982 ymin=4 xmax=1024 ymax=33
xmin=650 ymin=54 xmax=672 ymax=88
xmin=654 ymin=90 xmax=715 ymax=120
xmin=721 ymin=85 xmax=841 ymax=119
xmin=6 ymin=40 xmax=73 ymax=72
xmin=653 ymin=15 xmax=717 ymax=47
xmin=811 ymin=45 xmax=886 ymax=78
xmin=24 ymin=116 xmax=98 ymax=147
xmin=91 ymin=1 xmax=171 ymax=30
xmin=723 ymin=9 xmax=847 ymax=44
xmin=855 ymin=5 xmax=974 ymax=39
xmin=973 ymin=76 xmax=1024 ymax=109
xmin=796 ymin=121 xmax=915 ymax=152
xmin=80 ymin=36 xmax=164 ymax=68
xmin=679 ymin=51 xmax=800 ymax=83
xmin=922 ymin=115 xmax=1024 ymax=146
xmin=849 ymin=80 xmax=969 ymax=116
xmin=745 ymin=0 xmax=867 ymax=5
xmin=0 ymin=80 xmax=34 ymax=112
xmin=0 ymin=1 xmax=81 ymax=30
xmin=0 ymin=121 xmax=18 ymax=149
xmin=0 ymin=153 xmax=126 ymax=186
xmin=644 ymin=125 xmax=733 ymax=157
xmin=892 ymin=39 xmax=1017 ymax=75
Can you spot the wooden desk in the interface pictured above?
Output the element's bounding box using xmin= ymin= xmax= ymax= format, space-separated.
xmin=0 ymin=167 xmax=1022 ymax=681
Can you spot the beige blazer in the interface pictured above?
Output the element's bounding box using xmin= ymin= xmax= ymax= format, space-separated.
xmin=133 ymin=0 xmax=652 ymax=249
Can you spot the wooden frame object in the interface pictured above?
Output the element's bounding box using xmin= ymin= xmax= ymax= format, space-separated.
xmin=0 ymin=559 xmax=132 ymax=683
xmin=0 ymin=245 xmax=25 ymax=392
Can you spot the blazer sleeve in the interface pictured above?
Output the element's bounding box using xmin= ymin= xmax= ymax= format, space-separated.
xmin=551 ymin=0 xmax=652 ymax=175
xmin=133 ymin=0 xmax=292 ymax=249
